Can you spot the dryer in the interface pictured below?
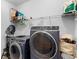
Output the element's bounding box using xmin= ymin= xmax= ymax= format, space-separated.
xmin=9 ymin=35 xmax=30 ymax=59
xmin=30 ymin=26 xmax=61 ymax=59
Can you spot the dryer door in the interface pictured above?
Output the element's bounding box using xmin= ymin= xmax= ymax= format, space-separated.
xmin=30 ymin=31 xmax=57 ymax=58
xmin=9 ymin=42 xmax=22 ymax=59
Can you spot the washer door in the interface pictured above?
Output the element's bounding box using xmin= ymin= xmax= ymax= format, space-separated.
xmin=9 ymin=42 xmax=22 ymax=59
xmin=30 ymin=31 xmax=57 ymax=58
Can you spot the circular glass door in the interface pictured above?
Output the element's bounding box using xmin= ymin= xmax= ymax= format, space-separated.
xmin=11 ymin=45 xmax=20 ymax=59
xmin=9 ymin=43 xmax=22 ymax=59
xmin=31 ymin=31 xmax=57 ymax=57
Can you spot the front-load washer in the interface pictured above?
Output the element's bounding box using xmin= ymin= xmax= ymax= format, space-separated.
xmin=9 ymin=35 xmax=30 ymax=59
xmin=30 ymin=26 xmax=61 ymax=59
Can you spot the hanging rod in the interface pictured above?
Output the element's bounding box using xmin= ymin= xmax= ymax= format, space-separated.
xmin=29 ymin=15 xmax=62 ymax=20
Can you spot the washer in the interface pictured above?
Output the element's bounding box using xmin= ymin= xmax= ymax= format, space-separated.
xmin=30 ymin=26 xmax=61 ymax=59
xmin=9 ymin=35 xmax=30 ymax=59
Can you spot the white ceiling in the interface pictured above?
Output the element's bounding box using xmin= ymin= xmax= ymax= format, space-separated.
xmin=6 ymin=0 xmax=28 ymax=6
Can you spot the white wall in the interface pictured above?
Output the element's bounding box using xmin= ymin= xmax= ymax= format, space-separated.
xmin=18 ymin=0 xmax=64 ymax=18
xmin=1 ymin=0 xmax=16 ymax=54
xmin=15 ymin=0 xmax=76 ymax=38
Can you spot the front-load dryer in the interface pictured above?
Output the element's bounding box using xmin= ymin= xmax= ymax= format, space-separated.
xmin=9 ymin=35 xmax=30 ymax=59
xmin=30 ymin=26 xmax=61 ymax=59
